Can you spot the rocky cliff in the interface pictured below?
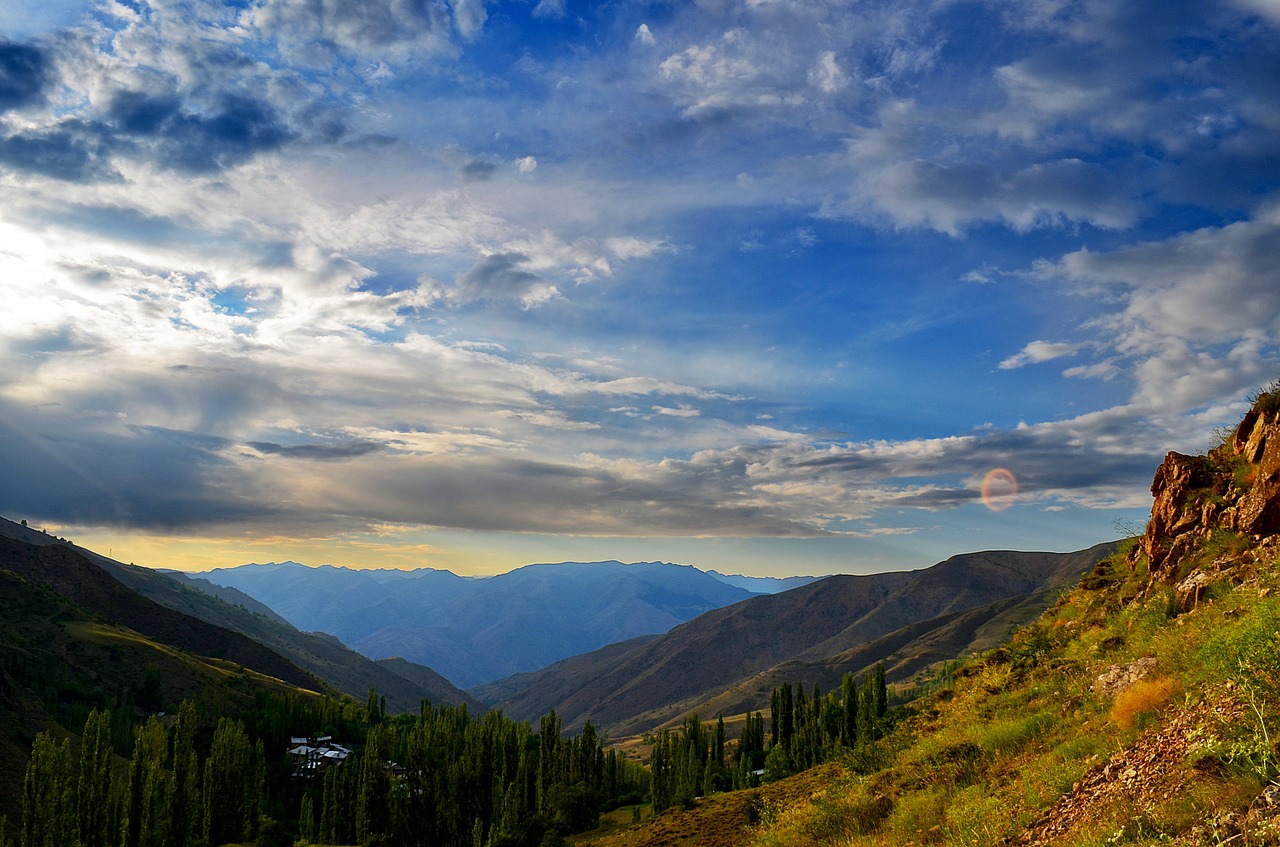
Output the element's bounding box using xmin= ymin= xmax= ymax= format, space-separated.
xmin=1135 ymin=384 xmax=1280 ymax=580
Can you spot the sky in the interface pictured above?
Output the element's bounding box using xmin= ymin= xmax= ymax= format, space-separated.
xmin=1 ymin=0 xmax=1278 ymax=577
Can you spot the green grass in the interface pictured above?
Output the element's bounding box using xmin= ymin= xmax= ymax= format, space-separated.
xmin=725 ymin=530 xmax=1280 ymax=847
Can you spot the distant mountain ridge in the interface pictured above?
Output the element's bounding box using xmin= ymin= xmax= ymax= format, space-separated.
xmin=705 ymin=570 xmax=819 ymax=593
xmin=197 ymin=560 xmax=760 ymax=687
xmin=476 ymin=543 xmax=1117 ymax=735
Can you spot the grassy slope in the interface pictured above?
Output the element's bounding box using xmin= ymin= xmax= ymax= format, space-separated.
xmin=0 ymin=517 xmax=475 ymax=713
xmin=579 ymin=537 xmax=1280 ymax=847
xmin=743 ymin=533 xmax=1280 ymax=846
xmin=573 ymin=765 xmax=846 ymax=847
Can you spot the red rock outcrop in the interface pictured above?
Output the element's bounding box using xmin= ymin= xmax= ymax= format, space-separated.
xmin=1134 ymin=398 xmax=1280 ymax=580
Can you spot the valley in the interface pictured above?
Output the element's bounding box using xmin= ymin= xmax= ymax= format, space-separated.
xmin=5 ymin=386 xmax=1280 ymax=846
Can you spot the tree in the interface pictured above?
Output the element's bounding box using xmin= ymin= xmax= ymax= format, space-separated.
xmin=779 ymin=683 xmax=794 ymax=751
xmin=122 ymin=717 xmax=171 ymax=847
xmin=840 ymin=673 xmax=858 ymax=747
xmin=203 ymin=719 xmax=261 ymax=846
xmin=22 ymin=731 xmax=76 ymax=847
xmin=298 ymin=793 xmax=317 ymax=844
xmin=871 ymin=662 xmax=888 ymax=720
xmin=77 ymin=709 xmax=113 ymax=847
xmin=762 ymin=743 xmax=792 ymax=783
xmin=356 ymin=724 xmax=392 ymax=844
xmin=170 ymin=702 xmax=201 ymax=847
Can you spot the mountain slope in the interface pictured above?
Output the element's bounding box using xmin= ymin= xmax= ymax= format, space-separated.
xmin=0 ymin=534 xmax=319 ymax=691
xmin=0 ymin=517 xmax=478 ymax=713
xmin=484 ymin=544 xmax=1114 ymax=734
xmin=200 ymin=559 xmax=757 ymax=687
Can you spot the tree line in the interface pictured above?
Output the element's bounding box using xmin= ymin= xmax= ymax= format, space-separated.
xmin=6 ymin=691 xmax=646 ymax=847
xmin=648 ymin=664 xmax=889 ymax=814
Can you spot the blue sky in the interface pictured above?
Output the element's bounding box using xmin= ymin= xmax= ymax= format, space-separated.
xmin=1 ymin=0 xmax=1278 ymax=576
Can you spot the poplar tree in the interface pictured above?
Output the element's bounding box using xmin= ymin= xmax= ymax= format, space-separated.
xmin=170 ymin=702 xmax=201 ymax=847
xmin=840 ymin=673 xmax=859 ymax=747
xmin=77 ymin=709 xmax=113 ymax=847
xmin=203 ymin=718 xmax=260 ymax=846
xmin=22 ymin=731 xmax=76 ymax=847
xmin=871 ymin=662 xmax=888 ymax=719
xmin=356 ymin=724 xmax=392 ymax=844
xmin=122 ymin=717 xmax=171 ymax=847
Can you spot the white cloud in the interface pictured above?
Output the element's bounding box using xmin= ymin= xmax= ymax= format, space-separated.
xmin=247 ymin=0 xmax=462 ymax=66
xmin=807 ymin=50 xmax=847 ymax=94
xmin=652 ymin=404 xmax=701 ymax=418
xmin=1036 ymin=206 xmax=1280 ymax=413
xmin=451 ymin=0 xmax=488 ymax=40
xmin=635 ymin=23 xmax=656 ymax=47
xmin=999 ymin=340 xmax=1083 ymax=370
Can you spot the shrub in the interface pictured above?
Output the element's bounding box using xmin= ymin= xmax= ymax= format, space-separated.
xmin=1250 ymin=379 xmax=1280 ymax=415
xmin=1110 ymin=677 xmax=1176 ymax=730
xmin=1201 ymin=598 xmax=1280 ymax=704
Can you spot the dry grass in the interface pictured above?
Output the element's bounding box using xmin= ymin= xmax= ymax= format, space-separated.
xmin=574 ymin=765 xmax=843 ymax=847
xmin=1109 ymin=676 xmax=1177 ymax=730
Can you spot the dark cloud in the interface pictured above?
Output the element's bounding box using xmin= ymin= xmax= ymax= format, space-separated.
xmin=5 ymin=326 xmax=103 ymax=361
xmin=452 ymin=253 xmax=556 ymax=306
xmin=0 ymin=123 xmax=112 ymax=182
xmin=328 ymin=453 xmax=830 ymax=537
xmin=0 ymin=89 xmax=293 ymax=182
xmin=0 ymin=409 xmax=270 ymax=531
xmin=106 ymin=91 xmax=294 ymax=174
xmin=246 ymin=440 xmax=383 ymax=460
xmin=0 ymin=39 xmax=52 ymax=113
xmin=460 ymin=158 xmax=497 ymax=181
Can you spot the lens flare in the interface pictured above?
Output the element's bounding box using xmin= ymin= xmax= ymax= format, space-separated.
xmin=981 ymin=468 xmax=1018 ymax=512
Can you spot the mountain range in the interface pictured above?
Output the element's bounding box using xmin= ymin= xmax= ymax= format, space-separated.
xmin=194 ymin=560 xmax=775 ymax=687
xmin=188 ymin=542 xmax=1112 ymax=735
xmin=473 ymin=544 xmax=1115 ymax=734
xmin=0 ymin=506 xmax=1115 ymax=745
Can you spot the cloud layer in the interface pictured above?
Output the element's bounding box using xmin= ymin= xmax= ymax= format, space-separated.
xmin=1 ymin=0 xmax=1277 ymax=571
